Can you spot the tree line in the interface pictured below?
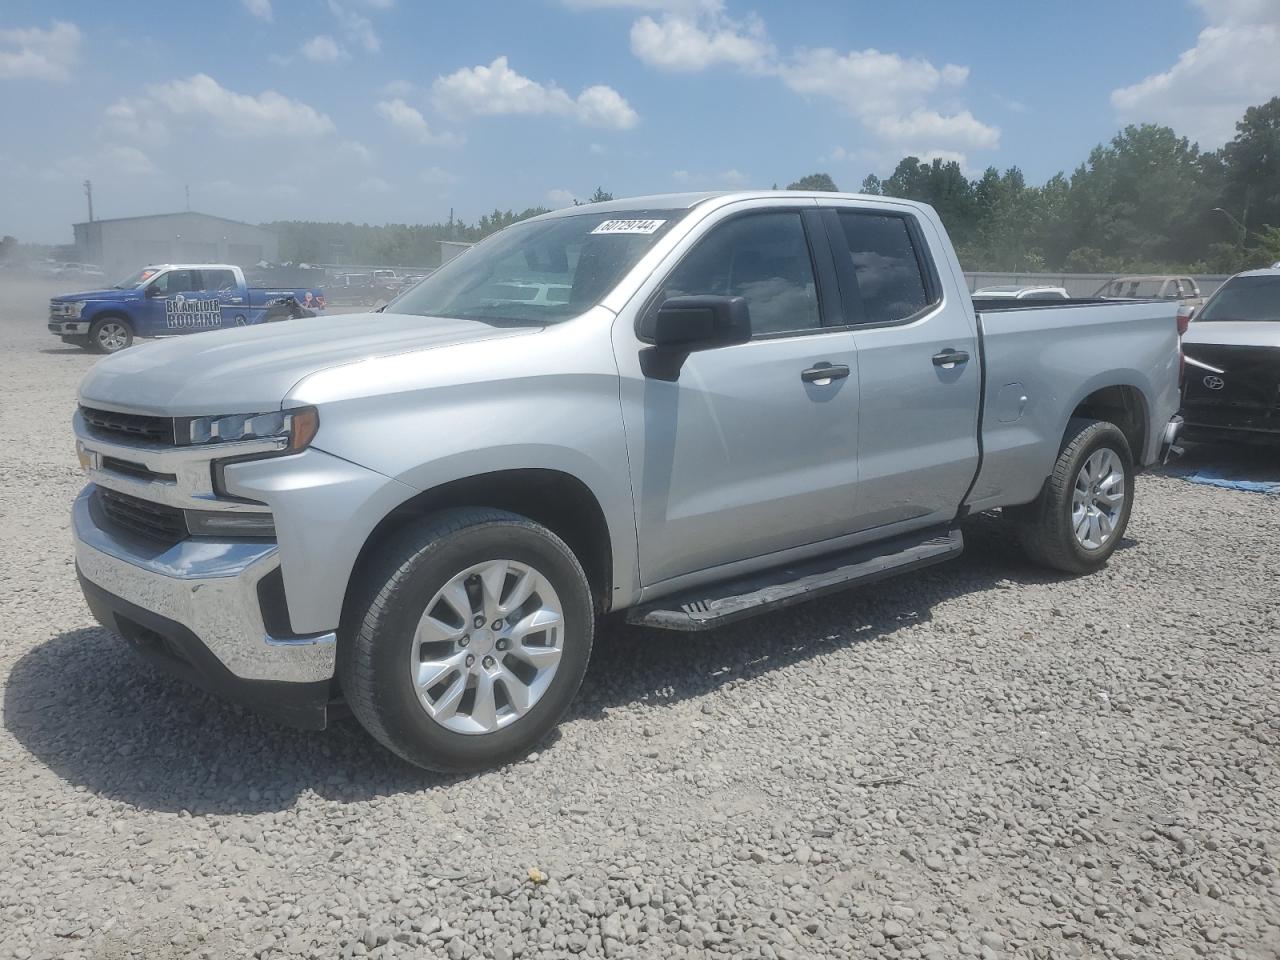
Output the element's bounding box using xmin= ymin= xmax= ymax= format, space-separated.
xmin=795 ymin=97 xmax=1280 ymax=274
xmin=265 ymin=98 xmax=1279 ymax=273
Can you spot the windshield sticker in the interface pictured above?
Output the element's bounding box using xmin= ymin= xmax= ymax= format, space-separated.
xmin=590 ymin=219 xmax=667 ymax=235
xmin=165 ymin=294 xmax=222 ymax=329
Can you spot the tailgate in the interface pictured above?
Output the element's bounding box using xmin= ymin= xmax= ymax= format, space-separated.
xmin=1182 ymin=344 xmax=1280 ymax=431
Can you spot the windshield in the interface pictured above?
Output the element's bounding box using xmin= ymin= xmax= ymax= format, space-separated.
xmin=114 ymin=266 xmax=161 ymax=289
xmin=389 ymin=209 xmax=684 ymax=324
xmin=1197 ymin=275 xmax=1280 ymax=322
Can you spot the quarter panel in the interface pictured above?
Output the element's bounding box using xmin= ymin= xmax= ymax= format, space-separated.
xmin=969 ymin=302 xmax=1179 ymax=510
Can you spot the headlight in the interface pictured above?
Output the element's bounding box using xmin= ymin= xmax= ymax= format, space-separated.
xmin=184 ymin=510 xmax=276 ymax=538
xmin=67 ymin=302 xmax=83 ymax=318
xmin=185 ymin=406 xmax=319 ymax=451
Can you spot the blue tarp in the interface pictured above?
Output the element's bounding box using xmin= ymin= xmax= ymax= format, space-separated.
xmin=1168 ymin=469 xmax=1280 ymax=495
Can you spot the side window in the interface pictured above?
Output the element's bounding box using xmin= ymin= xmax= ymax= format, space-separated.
xmin=662 ymin=211 xmax=821 ymax=337
xmin=835 ymin=212 xmax=934 ymax=324
xmin=203 ymin=269 xmax=237 ymax=292
xmin=159 ymin=269 xmax=198 ymax=294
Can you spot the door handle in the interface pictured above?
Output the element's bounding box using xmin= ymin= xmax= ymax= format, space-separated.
xmin=932 ymin=349 xmax=970 ymax=368
xmin=801 ymin=363 xmax=850 ymax=384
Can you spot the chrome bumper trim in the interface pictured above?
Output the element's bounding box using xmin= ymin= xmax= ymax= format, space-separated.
xmin=73 ymin=487 xmax=336 ymax=683
xmin=73 ymin=410 xmax=287 ymax=512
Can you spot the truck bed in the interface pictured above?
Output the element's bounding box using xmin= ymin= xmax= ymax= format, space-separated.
xmin=964 ymin=298 xmax=1181 ymax=512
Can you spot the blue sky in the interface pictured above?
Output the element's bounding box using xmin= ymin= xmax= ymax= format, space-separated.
xmin=2 ymin=0 xmax=1278 ymax=243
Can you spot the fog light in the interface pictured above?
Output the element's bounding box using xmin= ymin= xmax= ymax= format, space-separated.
xmin=184 ymin=510 xmax=276 ymax=538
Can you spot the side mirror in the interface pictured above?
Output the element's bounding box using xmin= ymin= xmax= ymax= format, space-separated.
xmin=145 ymin=285 xmax=163 ymax=298
xmin=639 ymin=295 xmax=751 ymax=351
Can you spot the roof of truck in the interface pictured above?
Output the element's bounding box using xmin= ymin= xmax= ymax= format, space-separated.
xmin=532 ymin=190 xmax=923 ymax=221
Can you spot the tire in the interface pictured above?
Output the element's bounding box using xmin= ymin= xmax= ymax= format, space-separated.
xmin=338 ymin=507 xmax=595 ymax=772
xmin=88 ymin=316 xmax=133 ymax=354
xmin=1013 ymin=417 xmax=1135 ymax=574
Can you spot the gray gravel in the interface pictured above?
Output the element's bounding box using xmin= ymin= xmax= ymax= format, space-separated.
xmin=2 ymin=277 xmax=1278 ymax=960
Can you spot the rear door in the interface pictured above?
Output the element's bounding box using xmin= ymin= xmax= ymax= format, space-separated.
xmin=821 ymin=203 xmax=981 ymax=533
xmin=194 ymin=267 xmax=246 ymax=327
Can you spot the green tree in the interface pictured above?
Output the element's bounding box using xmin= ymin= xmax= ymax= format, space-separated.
xmin=786 ymin=173 xmax=839 ymax=191
xmin=1248 ymin=225 xmax=1280 ymax=268
xmin=1220 ymin=97 xmax=1280 ymax=247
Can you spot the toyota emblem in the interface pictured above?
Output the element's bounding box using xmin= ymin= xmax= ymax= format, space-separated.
xmin=1203 ymin=375 xmax=1225 ymax=390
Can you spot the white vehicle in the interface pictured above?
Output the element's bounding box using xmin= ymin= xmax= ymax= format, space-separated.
xmin=372 ymin=269 xmax=399 ymax=283
xmin=973 ymin=285 xmax=1070 ymax=300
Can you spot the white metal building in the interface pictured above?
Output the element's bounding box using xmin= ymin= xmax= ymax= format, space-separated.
xmin=73 ymin=212 xmax=279 ymax=278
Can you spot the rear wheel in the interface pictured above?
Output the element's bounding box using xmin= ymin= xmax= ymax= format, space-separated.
xmin=338 ymin=508 xmax=594 ymax=772
xmin=1014 ymin=418 xmax=1134 ymax=574
xmin=88 ymin=317 xmax=133 ymax=353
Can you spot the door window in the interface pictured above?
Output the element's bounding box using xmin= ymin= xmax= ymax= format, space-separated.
xmin=201 ymin=269 xmax=237 ymax=292
xmin=150 ymin=269 xmax=199 ymax=295
xmin=834 ymin=212 xmax=935 ymax=324
xmin=661 ymin=212 xmax=821 ymax=336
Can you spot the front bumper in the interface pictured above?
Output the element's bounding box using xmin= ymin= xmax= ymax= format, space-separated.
xmin=73 ymin=487 xmax=336 ymax=729
xmin=49 ymin=320 xmax=86 ymax=335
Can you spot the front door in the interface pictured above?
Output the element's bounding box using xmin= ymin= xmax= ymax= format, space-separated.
xmin=616 ymin=208 xmax=862 ymax=586
xmin=143 ymin=267 xmax=216 ymax=335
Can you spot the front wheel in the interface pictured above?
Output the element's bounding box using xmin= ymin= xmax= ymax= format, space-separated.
xmin=338 ymin=508 xmax=595 ymax=772
xmin=1013 ymin=418 xmax=1135 ymax=574
xmin=88 ymin=317 xmax=133 ymax=353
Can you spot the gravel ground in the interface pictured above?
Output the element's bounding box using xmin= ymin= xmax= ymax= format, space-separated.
xmin=1 ymin=277 xmax=1278 ymax=960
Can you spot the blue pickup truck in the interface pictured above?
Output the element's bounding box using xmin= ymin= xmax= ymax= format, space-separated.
xmin=49 ymin=263 xmax=325 ymax=353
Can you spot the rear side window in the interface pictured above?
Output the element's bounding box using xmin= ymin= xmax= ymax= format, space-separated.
xmin=834 ymin=212 xmax=934 ymax=324
xmin=202 ymin=269 xmax=237 ymax=291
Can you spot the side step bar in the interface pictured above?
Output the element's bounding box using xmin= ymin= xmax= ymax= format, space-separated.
xmin=626 ymin=527 xmax=964 ymax=632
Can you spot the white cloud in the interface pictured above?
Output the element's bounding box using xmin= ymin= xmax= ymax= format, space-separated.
xmin=300 ymin=35 xmax=347 ymax=62
xmin=382 ymin=79 xmax=414 ymax=97
xmin=104 ymin=99 xmax=169 ymax=145
xmin=871 ymin=109 xmax=1000 ymax=152
xmin=242 ymin=0 xmax=273 ymax=21
xmin=571 ymin=3 xmax=998 ymax=165
xmin=1111 ymin=0 xmax=1280 ymax=147
xmin=123 ymin=74 xmax=335 ymax=139
xmin=0 ymin=21 xmax=81 ymax=82
xmin=420 ymin=165 xmax=459 ymax=184
xmin=630 ymin=11 xmax=772 ymax=72
xmin=375 ymin=98 xmax=461 ymax=145
xmin=328 ymin=1 xmax=380 ymax=53
xmin=547 ymin=188 xmax=577 ymax=207
xmin=338 ymin=140 xmax=375 ymax=164
xmin=672 ymin=168 xmax=750 ymax=188
xmin=779 ymin=48 xmax=967 ymax=117
xmin=433 ymin=56 xmax=639 ymax=129
xmin=102 ymin=145 xmax=157 ymax=175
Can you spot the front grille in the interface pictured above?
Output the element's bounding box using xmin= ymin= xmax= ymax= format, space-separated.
xmin=80 ymin=406 xmax=176 ymax=445
xmin=97 ymin=488 xmax=188 ymax=546
xmin=101 ymin=456 xmax=177 ymax=484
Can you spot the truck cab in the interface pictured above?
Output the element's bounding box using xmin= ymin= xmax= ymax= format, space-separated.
xmin=49 ymin=263 xmax=324 ymax=353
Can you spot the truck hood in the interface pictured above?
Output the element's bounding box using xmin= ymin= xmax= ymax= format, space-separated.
xmin=54 ymin=288 xmax=138 ymax=302
xmin=1184 ymin=321 xmax=1280 ymax=349
xmin=78 ymin=311 xmax=542 ymax=416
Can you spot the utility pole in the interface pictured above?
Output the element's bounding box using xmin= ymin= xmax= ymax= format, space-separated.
xmin=185 ymin=183 xmax=191 ymax=211
xmin=83 ymin=179 xmax=94 ymax=222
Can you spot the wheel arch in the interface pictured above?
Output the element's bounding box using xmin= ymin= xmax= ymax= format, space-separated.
xmin=342 ymin=468 xmax=616 ymax=627
xmin=1065 ymin=383 xmax=1149 ymax=466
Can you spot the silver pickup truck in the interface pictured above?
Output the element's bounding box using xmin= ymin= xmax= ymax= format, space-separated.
xmin=71 ymin=191 xmax=1182 ymax=771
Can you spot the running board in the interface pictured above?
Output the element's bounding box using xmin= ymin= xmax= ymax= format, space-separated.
xmin=626 ymin=527 xmax=964 ymax=632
